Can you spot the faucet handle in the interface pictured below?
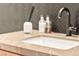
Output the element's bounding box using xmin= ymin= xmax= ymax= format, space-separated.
xmin=69 ymin=27 xmax=77 ymax=32
xmin=66 ymin=27 xmax=77 ymax=36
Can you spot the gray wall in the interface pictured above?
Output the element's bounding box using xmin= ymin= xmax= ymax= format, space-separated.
xmin=0 ymin=4 xmax=24 ymax=33
xmin=0 ymin=4 xmax=32 ymax=33
xmin=0 ymin=3 xmax=79 ymax=34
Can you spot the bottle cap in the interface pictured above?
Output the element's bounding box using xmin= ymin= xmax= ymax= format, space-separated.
xmin=46 ymin=15 xmax=50 ymax=23
xmin=46 ymin=15 xmax=50 ymax=20
xmin=40 ymin=15 xmax=44 ymax=22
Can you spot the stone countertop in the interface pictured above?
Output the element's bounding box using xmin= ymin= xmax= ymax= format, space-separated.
xmin=0 ymin=30 xmax=79 ymax=56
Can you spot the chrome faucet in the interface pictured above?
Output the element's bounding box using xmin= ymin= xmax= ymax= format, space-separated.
xmin=58 ymin=7 xmax=77 ymax=36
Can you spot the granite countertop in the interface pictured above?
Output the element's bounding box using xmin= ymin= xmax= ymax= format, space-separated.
xmin=0 ymin=30 xmax=79 ymax=56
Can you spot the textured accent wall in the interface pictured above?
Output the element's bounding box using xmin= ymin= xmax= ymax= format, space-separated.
xmin=24 ymin=3 xmax=79 ymax=34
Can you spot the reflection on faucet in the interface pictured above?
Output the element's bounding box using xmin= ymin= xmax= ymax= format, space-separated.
xmin=58 ymin=7 xmax=77 ymax=36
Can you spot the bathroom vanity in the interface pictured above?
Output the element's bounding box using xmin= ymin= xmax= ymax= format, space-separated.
xmin=0 ymin=30 xmax=79 ymax=56
xmin=0 ymin=49 xmax=20 ymax=56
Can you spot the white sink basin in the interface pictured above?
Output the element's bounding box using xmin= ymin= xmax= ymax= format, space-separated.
xmin=22 ymin=36 xmax=79 ymax=50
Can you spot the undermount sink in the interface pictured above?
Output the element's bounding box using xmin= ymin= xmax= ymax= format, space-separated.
xmin=22 ymin=36 xmax=79 ymax=50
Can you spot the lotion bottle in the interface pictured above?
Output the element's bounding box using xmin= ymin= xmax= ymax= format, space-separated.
xmin=45 ymin=15 xmax=51 ymax=33
xmin=39 ymin=15 xmax=46 ymax=33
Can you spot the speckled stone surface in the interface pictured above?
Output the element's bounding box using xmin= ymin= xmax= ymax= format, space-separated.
xmin=0 ymin=30 xmax=79 ymax=56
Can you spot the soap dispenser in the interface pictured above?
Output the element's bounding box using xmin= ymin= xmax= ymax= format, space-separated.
xmin=39 ymin=15 xmax=46 ymax=33
xmin=45 ymin=15 xmax=52 ymax=33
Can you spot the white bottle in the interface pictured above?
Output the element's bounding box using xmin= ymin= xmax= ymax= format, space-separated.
xmin=45 ymin=15 xmax=51 ymax=33
xmin=39 ymin=15 xmax=46 ymax=33
xmin=23 ymin=22 xmax=32 ymax=34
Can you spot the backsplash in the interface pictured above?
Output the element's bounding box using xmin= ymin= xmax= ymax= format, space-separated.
xmin=24 ymin=3 xmax=79 ymax=34
xmin=0 ymin=3 xmax=79 ymax=34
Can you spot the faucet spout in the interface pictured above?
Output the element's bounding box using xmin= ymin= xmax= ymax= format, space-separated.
xmin=58 ymin=7 xmax=77 ymax=36
xmin=58 ymin=7 xmax=71 ymax=27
